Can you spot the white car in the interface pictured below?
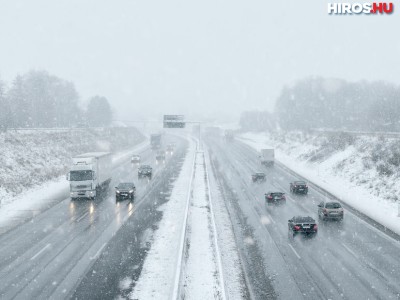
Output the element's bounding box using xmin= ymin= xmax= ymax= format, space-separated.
xmin=131 ymin=155 xmax=141 ymax=164
xmin=318 ymin=201 xmax=344 ymax=221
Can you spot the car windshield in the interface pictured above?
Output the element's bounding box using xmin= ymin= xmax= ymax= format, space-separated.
xmin=69 ymin=170 xmax=92 ymax=181
xmin=325 ymin=202 xmax=341 ymax=209
xmin=293 ymin=217 xmax=315 ymax=223
xmin=272 ymin=193 xmax=283 ymax=197
xmin=117 ymin=183 xmax=133 ymax=189
xmin=294 ymin=181 xmax=306 ymax=185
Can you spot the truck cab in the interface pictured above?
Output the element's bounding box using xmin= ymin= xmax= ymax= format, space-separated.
xmin=67 ymin=152 xmax=111 ymax=200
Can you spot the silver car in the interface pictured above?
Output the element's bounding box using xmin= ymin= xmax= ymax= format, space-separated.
xmin=318 ymin=201 xmax=344 ymax=221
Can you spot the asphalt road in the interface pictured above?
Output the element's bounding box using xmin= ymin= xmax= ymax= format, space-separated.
xmin=0 ymin=136 xmax=187 ymax=300
xmin=206 ymin=136 xmax=400 ymax=300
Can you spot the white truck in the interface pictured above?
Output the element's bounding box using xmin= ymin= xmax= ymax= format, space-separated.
xmin=260 ymin=149 xmax=275 ymax=166
xmin=67 ymin=152 xmax=112 ymax=200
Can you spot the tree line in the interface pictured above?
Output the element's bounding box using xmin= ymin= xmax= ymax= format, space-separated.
xmin=240 ymin=77 xmax=400 ymax=132
xmin=0 ymin=70 xmax=112 ymax=130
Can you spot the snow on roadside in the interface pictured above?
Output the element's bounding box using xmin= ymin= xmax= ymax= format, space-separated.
xmin=130 ymin=142 xmax=196 ymax=299
xmin=0 ymin=176 xmax=68 ymax=234
xmin=238 ymin=132 xmax=400 ymax=237
xmin=183 ymin=151 xmax=223 ymax=299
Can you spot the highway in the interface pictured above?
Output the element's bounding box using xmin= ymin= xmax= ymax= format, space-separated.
xmin=2 ymin=132 xmax=400 ymax=300
xmin=206 ymin=136 xmax=400 ymax=300
xmin=0 ymin=136 xmax=187 ymax=300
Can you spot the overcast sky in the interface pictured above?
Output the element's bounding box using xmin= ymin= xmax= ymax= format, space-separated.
xmin=0 ymin=0 xmax=399 ymax=121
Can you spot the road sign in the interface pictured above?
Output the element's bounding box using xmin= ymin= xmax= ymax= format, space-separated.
xmin=163 ymin=115 xmax=185 ymax=128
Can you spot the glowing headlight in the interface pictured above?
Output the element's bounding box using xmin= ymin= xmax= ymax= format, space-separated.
xmin=116 ymin=190 xmax=120 ymax=193
xmin=129 ymin=190 xmax=134 ymax=193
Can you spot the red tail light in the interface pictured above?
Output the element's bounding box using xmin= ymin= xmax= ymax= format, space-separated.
xmin=267 ymin=196 xmax=272 ymax=199
xmin=294 ymin=225 xmax=301 ymax=231
xmin=323 ymin=208 xmax=328 ymax=215
xmin=282 ymin=195 xmax=286 ymax=200
xmin=313 ymin=224 xmax=318 ymax=231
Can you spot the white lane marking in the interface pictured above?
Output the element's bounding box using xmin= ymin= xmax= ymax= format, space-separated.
xmin=288 ymin=244 xmax=301 ymax=259
xmin=31 ymin=243 xmax=51 ymax=260
xmin=341 ymin=243 xmax=359 ymax=259
xmin=76 ymin=211 xmax=89 ymax=222
xmin=269 ymin=215 xmax=276 ymax=224
xmin=90 ymin=243 xmax=107 ymax=260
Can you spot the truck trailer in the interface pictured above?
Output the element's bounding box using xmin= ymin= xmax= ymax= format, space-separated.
xmin=260 ymin=149 xmax=275 ymax=166
xmin=150 ymin=133 xmax=162 ymax=150
xmin=67 ymin=152 xmax=112 ymax=200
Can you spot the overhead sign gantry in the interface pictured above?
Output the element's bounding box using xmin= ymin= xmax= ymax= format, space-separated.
xmin=163 ymin=115 xmax=186 ymax=128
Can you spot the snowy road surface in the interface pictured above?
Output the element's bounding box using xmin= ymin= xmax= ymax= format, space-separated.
xmin=1 ymin=132 xmax=400 ymax=300
xmin=206 ymin=136 xmax=400 ymax=299
xmin=0 ymin=136 xmax=186 ymax=299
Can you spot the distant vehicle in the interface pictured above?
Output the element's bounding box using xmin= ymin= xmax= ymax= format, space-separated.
xmin=260 ymin=149 xmax=274 ymax=166
xmin=288 ymin=216 xmax=318 ymax=240
xmin=150 ymin=133 xmax=162 ymax=150
xmin=252 ymin=172 xmax=266 ymax=183
xmin=318 ymin=201 xmax=344 ymax=221
xmin=290 ymin=181 xmax=308 ymax=194
xmin=138 ymin=165 xmax=153 ymax=179
xmin=156 ymin=150 xmax=166 ymax=162
xmin=166 ymin=143 xmax=174 ymax=154
xmin=131 ymin=155 xmax=141 ymax=164
xmin=67 ymin=152 xmax=112 ymax=200
xmin=265 ymin=192 xmax=286 ymax=205
xmin=224 ymin=130 xmax=234 ymax=141
xmin=115 ymin=182 xmax=136 ymax=201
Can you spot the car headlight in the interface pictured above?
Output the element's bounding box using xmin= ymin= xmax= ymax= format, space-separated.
xmin=116 ymin=190 xmax=120 ymax=193
xmin=129 ymin=190 xmax=134 ymax=193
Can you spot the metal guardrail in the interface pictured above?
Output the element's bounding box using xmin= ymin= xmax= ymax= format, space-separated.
xmin=0 ymin=126 xmax=138 ymax=133
xmin=310 ymin=129 xmax=400 ymax=138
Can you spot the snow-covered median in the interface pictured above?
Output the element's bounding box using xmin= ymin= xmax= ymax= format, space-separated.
xmin=130 ymin=142 xmax=196 ymax=299
xmin=131 ymin=143 xmax=236 ymax=299
xmin=238 ymin=132 xmax=400 ymax=237
xmin=182 ymin=151 xmax=225 ymax=299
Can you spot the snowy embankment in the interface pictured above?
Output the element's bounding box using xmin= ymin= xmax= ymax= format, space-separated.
xmin=238 ymin=131 xmax=400 ymax=236
xmin=0 ymin=128 xmax=145 ymax=233
xmin=0 ymin=127 xmax=144 ymax=204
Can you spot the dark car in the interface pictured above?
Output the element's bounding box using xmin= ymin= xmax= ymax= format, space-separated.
xmin=115 ymin=182 xmax=136 ymax=201
xmin=166 ymin=144 xmax=174 ymax=154
xmin=290 ymin=181 xmax=308 ymax=194
xmin=252 ymin=172 xmax=266 ymax=183
xmin=138 ymin=165 xmax=153 ymax=179
xmin=318 ymin=201 xmax=344 ymax=221
xmin=156 ymin=150 xmax=166 ymax=163
xmin=265 ymin=192 xmax=286 ymax=205
xmin=288 ymin=216 xmax=318 ymax=240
